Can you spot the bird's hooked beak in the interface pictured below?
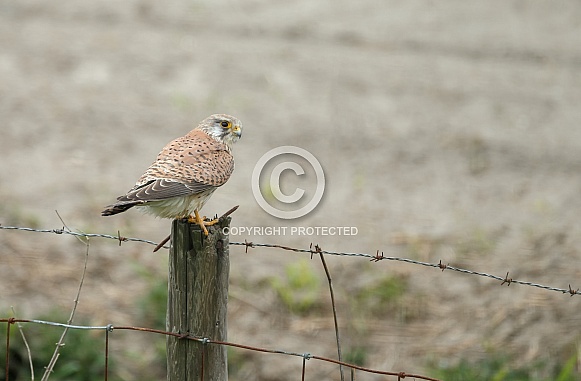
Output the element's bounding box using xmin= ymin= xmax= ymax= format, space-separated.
xmin=232 ymin=125 xmax=242 ymax=138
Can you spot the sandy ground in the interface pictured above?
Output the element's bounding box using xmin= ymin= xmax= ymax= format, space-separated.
xmin=2 ymin=1 xmax=581 ymax=380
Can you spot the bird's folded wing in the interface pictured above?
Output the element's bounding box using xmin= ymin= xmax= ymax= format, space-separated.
xmin=114 ymin=130 xmax=236 ymax=204
xmin=117 ymin=178 xmax=210 ymax=203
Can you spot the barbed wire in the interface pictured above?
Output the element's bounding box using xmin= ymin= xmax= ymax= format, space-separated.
xmin=1 ymin=318 xmax=440 ymax=381
xmin=0 ymin=225 xmax=164 ymax=248
xmin=1 ymin=224 xmax=579 ymax=297
xmin=2 ymin=223 xmax=580 ymax=380
xmin=233 ymin=241 xmax=581 ymax=296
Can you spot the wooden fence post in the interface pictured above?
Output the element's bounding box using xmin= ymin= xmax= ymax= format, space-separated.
xmin=166 ymin=217 xmax=230 ymax=381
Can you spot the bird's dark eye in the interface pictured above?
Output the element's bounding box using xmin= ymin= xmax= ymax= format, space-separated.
xmin=221 ymin=121 xmax=231 ymax=128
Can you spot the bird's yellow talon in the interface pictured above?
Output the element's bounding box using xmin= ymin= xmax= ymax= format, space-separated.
xmin=188 ymin=210 xmax=219 ymax=236
xmin=192 ymin=209 xmax=209 ymax=236
xmin=205 ymin=218 xmax=219 ymax=227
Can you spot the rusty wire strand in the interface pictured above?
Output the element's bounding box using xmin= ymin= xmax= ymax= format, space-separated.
xmin=200 ymin=341 xmax=206 ymax=381
xmin=1 ymin=318 xmax=440 ymax=380
xmin=1 ymin=225 xmax=579 ymax=296
xmin=5 ymin=318 xmax=11 ymax=381
xmin=317 ymin=247 xmax=345 ymax=381
xmin=10 ymin=308 xmax=34 ymax=381
xmin=105 ymin=329 xmax=110 ymax=381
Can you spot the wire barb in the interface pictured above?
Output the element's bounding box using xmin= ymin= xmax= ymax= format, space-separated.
xmin=501 ymin=272 xmax=512 ymax=286
xmin=309 ymin=243 xmax=322 ymax=259
xmin=117 ymin=230 xmax=127 ymax=246
xmin=370 ymin=250 xmax=384 ymax=262
xmin=437 ymin=260 xmax=448 ymax=271
xmin=243 ymin=239 xmax=254 ymax=253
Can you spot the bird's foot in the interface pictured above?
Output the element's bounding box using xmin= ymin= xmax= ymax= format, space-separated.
xmin=187 ymin=210 xmax=218 ymax=236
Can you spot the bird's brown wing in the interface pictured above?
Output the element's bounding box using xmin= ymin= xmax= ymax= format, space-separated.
xmin=120 ymin=149 xmax=234 ymax=203
xmin=101 ymin=178 xmax=196 ymax=216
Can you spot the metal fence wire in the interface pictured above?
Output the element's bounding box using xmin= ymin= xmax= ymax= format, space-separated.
xmin=1 ymin=224 xmax=580 ymax=381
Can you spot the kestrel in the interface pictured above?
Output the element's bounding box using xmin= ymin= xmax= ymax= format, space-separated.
xmin=102 ymin=114 xmax=242 ymax=235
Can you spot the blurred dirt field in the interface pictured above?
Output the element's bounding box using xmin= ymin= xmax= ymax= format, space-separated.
xmin=2 ymin=1 xmax=581 ymax=379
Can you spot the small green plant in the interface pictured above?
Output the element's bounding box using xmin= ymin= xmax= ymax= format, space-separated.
xmin=344 ymin=346 xmax=368 ymax=367
xmin=136 ymin=276 xmax=169 ymax=377
xmin=138 ymin=277 xmax=168 ymax=329
xmin=228 ymin=347 xmax=254 ymax=377
xmin=353 ymin=275 xmax=408 ymax=317
xmin=430 ymin=352 xmax=578 ymax=381
xmin=270 ymin=259 xmax=321 ymax=314
xmin=0 ymin=202 xmax=41 ymax=228
xmin=555 ymin=353 xmax=577 ymax=381
xmin=1 ymin=310 xmax=121 ymax=381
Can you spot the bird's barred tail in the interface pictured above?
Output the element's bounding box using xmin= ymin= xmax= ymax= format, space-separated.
xmin=101 ymin=201 xmax=142 ymax=216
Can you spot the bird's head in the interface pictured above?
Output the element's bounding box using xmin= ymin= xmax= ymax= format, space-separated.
xmin=198 ymin=114 xmax=242 ymax=148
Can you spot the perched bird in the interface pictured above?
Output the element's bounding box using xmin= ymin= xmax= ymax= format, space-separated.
xmin=102 ymin=114 xmax=242 ymax=235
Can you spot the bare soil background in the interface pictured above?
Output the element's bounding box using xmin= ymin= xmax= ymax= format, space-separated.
xmin=1 ymin=1 xmax=581 ymax=380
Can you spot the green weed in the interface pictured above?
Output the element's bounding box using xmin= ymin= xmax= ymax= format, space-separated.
xmin=430 ymin=352 xmax=578 ymax=381
xmin=270 ymin=259 xmax=321 ymax=315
